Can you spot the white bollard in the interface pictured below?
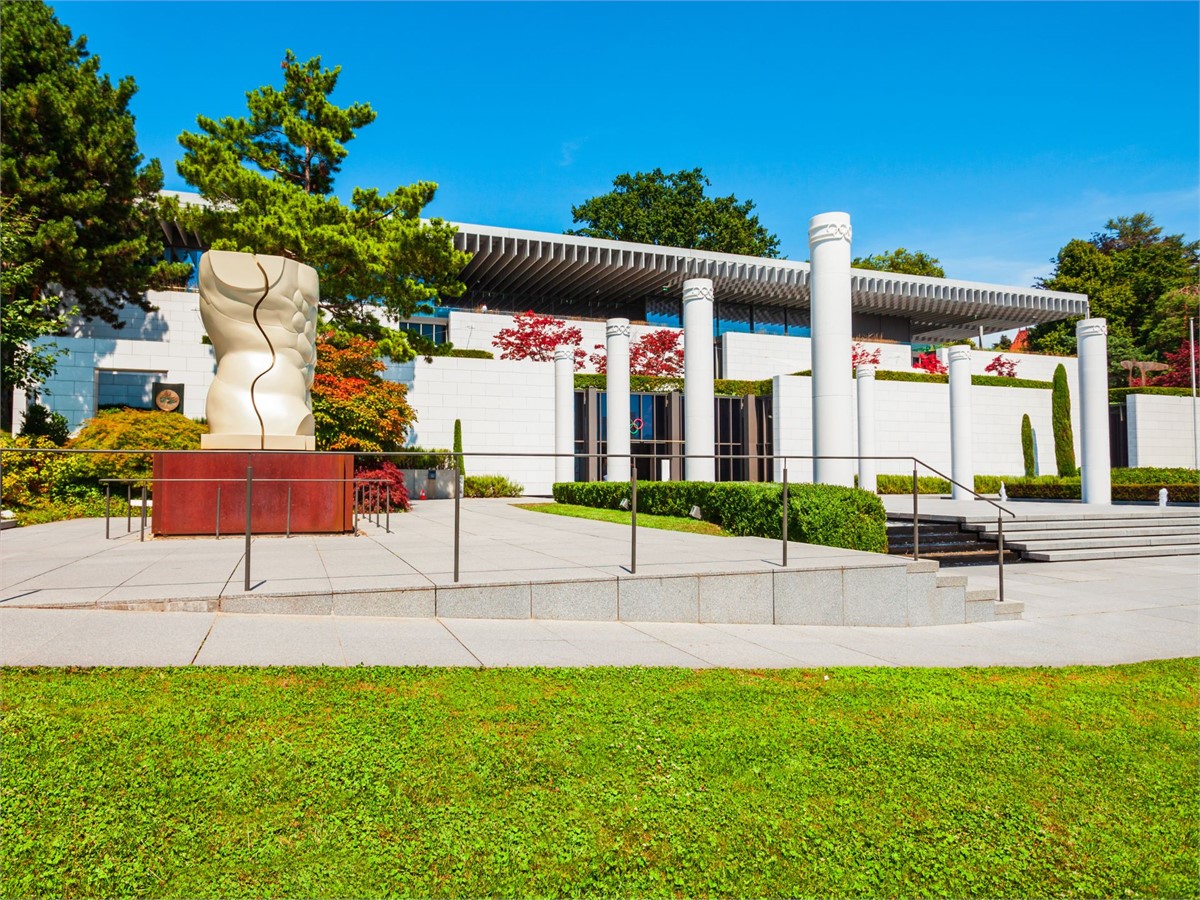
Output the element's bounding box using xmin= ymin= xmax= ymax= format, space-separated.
xmin=1159 ymin=487 xmax=1168 ymax=507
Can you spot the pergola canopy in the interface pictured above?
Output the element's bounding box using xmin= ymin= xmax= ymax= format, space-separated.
xmin=451 ymin=222 xmax=1088 ymax=341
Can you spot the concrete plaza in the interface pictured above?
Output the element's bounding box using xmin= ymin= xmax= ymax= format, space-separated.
xmin=0 ymin=497 xmax=1195 ymax=667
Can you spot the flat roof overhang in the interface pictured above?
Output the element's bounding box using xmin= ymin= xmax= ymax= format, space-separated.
xmin=450 ymin=222 xmax=1089 ymax=341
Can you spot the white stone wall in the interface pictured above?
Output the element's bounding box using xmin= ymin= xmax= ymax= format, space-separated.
xmin=33 ymin=290 xmax=215 ymax=431
xmin=722 ymin=332 xmax=911 ymax=380
xmin=771 ymin=374 xmax=1076 ymax=480
xmin=400 ymin=355 xmax=557 ymax=495
xmin=1128 ymin=394 xmax=1200 ymax=468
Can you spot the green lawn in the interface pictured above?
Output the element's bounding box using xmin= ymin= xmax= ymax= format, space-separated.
xmin=2 ymin=662 xmax=1196 ymax=898
xmin=515 ymin=501 xmax=728 ymax=536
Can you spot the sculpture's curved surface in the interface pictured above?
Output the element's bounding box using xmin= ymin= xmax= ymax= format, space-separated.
xmin=198 ymin=250 xmax=318 ymax=450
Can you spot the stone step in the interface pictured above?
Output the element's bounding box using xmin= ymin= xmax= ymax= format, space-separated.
xmin=974 ymin=524 xmax=1199 ymax=541
xmin=966 ymin=517 xmax=1200 ymax=535
xmin=1022 ymin=544 xmax=1200 ymax=562
xmin=1005 ymin=534 xmax=1200 ymax=552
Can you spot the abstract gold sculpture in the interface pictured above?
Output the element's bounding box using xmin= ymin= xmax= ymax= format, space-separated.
xmin=198 ymin=250 xmax=318 ymax=450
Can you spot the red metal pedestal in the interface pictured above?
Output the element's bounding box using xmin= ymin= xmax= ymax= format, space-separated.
xmin=152 ymin=452 xmax=354 ymax=536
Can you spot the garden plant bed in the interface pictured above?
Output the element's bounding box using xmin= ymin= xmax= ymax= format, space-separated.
xmin=3 ymin=661 xmax=1196 ymax=898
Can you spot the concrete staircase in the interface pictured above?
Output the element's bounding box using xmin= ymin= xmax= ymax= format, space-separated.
xmin=963 ymin=512 xmax=1200 ymax=562
xmin=906 ymin=562 xmax=1022 ymax=624
xmin=887 ymin=520 xmax=1021 ymax=567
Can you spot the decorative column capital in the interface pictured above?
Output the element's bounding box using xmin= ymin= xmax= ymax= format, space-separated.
xmin=553 ymin=345 xmax=574 ymax=362
xmin=682 ymin=279 xmax=714 ymax=304
xmin=1076 ymin=318 xmax=1108 ymax=339
xmin=947 ymin=345 xmax=973 ymax=364
xmin=807 ymin=212 xmax=852 ymax=246
xmin=855 ymin=363 xmax=877 ymax=379
xmin=606 ymin=318 xmax=631 ymax=339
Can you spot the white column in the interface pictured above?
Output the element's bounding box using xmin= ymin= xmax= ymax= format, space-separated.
xmin=1076 ymin=318 xmax=1112 ymax=505
xmin=605 ymin=318 xmax=631 ymax=483
xmin=809 ymin=212 xmax=854 ymax=486
xmin=683 ymin=278 xmax=715 ymax=481
xmin=948 ymin=345 xmax=974 ymax=500
xmin=856 ymin=363 xmax=877 ymax=493
xmin=553 ymin=346 xmax=575 ymax=484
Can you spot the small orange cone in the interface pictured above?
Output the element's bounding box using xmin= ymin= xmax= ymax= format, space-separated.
xmin=419 ymin=489 xmax=427 ymax=501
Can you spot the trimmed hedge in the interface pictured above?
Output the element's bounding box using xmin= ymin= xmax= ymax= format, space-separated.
xmin=464 ymin=475 xmax=524 ymax=498
xmin=573 ymin=374 xmax=773 ymax=396
xmin=1021 ymin=414 xmax=1035 ymax=477
xmin=552 ymin=481 xmax=887 ymax=553
xmin=1109 ymin=386 xmax=1194 ymax=402
xmin=1051 ymin=364 xmax=1076 ymax=477
xmin=788 ymin=370 xmax=1052 ymax=389
xmin=1112 ymin=467 xmax=1198 ymax=484
xmin=877 ymin=471 xmax=1199 ymax=502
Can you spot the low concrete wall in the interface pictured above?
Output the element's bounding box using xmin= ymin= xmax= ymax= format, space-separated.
xmin=1128 ymin=394 xmax=1200 ymax=468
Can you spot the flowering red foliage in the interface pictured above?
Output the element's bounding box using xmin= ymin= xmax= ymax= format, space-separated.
xmin=354 ymin=459 xmax=411 ymax=512
xmin=984 ymin=355 xmax=1019 ymax=378
xmin=852 ymin=342 xmax=882 ymax=369
xmin=311 ymin=331 xmax=414 ymax=452
xmin=1152 ymin=336 xmax=1200 ymax=387
xmin=493 ymin=311 xmax=586 ymax=369
xmin=589 ymin=329 xmax=685 ymax=376
xmin=914 ymin=351 xmax=948 ymax=375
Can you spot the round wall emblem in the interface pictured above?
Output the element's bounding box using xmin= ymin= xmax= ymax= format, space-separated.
xmin=155 ymin=389 xmax=181 ymax=412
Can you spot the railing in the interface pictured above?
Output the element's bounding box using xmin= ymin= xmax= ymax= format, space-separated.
xmin=1 ymin=447 xmax=1014 ymax=601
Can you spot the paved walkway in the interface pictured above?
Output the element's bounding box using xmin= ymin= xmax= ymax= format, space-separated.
xmin=2 ymin=554 xmax=1195 ymax=668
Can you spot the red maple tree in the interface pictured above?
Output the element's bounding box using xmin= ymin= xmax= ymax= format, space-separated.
xmin=492 ymin=311 xmax=586 ymax=369
xmin=914 ymin=351 xmax=948 ymax=375
xmin=589 ymin=329 xmax=685 ymax=376
xmin=852 ymin=342 xmax=882 ymax=369
xmin=984 ymin=355 xmax=1019 ymax=378
xmin=1152 ymin=337 xmax=1200 ymax=387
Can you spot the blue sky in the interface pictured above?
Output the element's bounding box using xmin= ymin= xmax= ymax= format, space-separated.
xmin=54 ymin=1 xmax=1200 ymax=287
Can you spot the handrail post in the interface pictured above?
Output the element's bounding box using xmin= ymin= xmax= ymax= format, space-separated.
xmin=781 ymin=466 xmax=789 ymax=567
xmin=286 ymin=485 xmax=292 ymax=538
xmin=104 ymin=483 xmax=111 ymax=540
xmin=385 ymin=485 xmax=391 ymax=534
xmin=139 ymin=486 xmax=147 ymax=542
xmin=216 ymin=485 xmax=222 ymax=539
xmin=453 ymin=467 xmax=461 ymax=583
xmin=630 ymin=465 xmax=637 ymax=575
xmin=126 ymin=484 xmax=132 ymax=533
xmin=912 ymin=463 xmax=920 ymax=561
xmin=997 ymin=512 xmax=1005 ymax=603
xmin=244 ymin=465 xmax=253 ymax=592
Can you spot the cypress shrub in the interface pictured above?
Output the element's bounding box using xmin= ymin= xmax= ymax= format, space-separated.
xmin=552 ymin=481 xmax=887 ymax=553
xmin=452 ymin=419 xmax=465 ymax=476
xmin=1051 ymin=364 xmax=1076 ymax=476
xmin=1021 ymin=414 xmax=1036 ymax=477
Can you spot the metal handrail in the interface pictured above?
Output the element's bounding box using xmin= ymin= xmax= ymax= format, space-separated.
xmin=5 ymin=447 xmax=1018 ymax=600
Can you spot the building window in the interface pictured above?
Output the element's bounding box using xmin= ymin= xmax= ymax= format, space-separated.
xmin=647 ymin=297 xmax=682 ymax=328
xmin=97 ymin=370 xmax=165 ymax=411
xmin=754 ymin=306 xmax=785 ymax=336
xmin=397 ymin=321 xmax=448 ymax=344
xmin=715 ymin=302 xmax=752 ymax=336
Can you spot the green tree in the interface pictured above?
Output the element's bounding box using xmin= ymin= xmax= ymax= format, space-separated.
xmin=853 ymin=248 xmax=945 ymax=277
xmin=453 ymin=418 xmax=465 ymax=476
xmin=1029 ymin=214 xmax=1198 ymax=359
xmin=0 ymin=1 xmax=183 ymax=423
xmin=176 ymin=51 xmax=469 ymax=327
xmin=1051 ymin=364 xmax=1076 ymax=477
xmin=1020 ymin=413 xmax=1035 ymax=478
xmin=568 ymin=168 xmax=781 ymax=258
xmin=310 ymin=330 xmax=414 ymax=452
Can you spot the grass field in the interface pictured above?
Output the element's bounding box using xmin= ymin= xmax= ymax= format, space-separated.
xmin=515 ymin=502 xmax=728 ymax=536
xmin=3 ymin=661 xmax=1196 ymax=898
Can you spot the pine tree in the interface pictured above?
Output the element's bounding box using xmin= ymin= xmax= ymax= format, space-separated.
xmin=177 ymin=51 xmax=469 ymax=326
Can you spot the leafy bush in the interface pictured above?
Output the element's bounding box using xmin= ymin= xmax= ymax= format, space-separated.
xmin=1051 ymin=364 xmax=1077 ymax=477
xmin=1109 ymin=386 xmax=1195 ymax=402
xmin=19 ymin=404 xmax=69 ymax=445
xmin=573 ymin=374 xmax=773 ymax=396
xmin=353 ymin=460 xmax=410 ymax=512
xmin=464 ymin=475 xmax=524 ymax=498
xmin=0 ymin=433 xmax=136 ymax=525
xmin=1021 ymin=414 xmax=1035 ymax=477
xmin=552 ymin=481 xmax=887 ymax=553
xmin=444 ymin=348 xmax=493 ymax=359
xmin=61 ymin=409 xmax=208 ymax=491
xmin=385 ymin=447 xmax=454 ymax=470
xmin=1112 ymin=467 xmax=1198 ymax=484
xmin=312 ymin=330 xmax=415 ymax=452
